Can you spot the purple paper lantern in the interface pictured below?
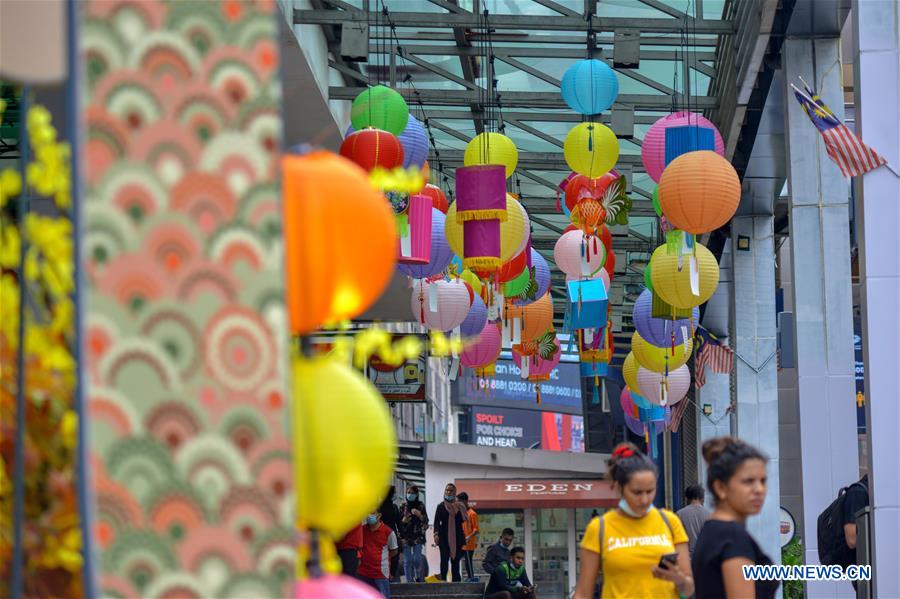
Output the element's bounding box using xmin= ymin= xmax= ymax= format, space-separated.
xmin=632 ymin=288 xmax=698 ymax=347
xmin=513 ymin=249 xmax=551 ymax=306
xmin=458 ymin=294 xmax=488 ymax=339
xmin=624 ymin=413 xmax=645 ymax=437
xmin=397 ymin=208 xmax=453 ymax=278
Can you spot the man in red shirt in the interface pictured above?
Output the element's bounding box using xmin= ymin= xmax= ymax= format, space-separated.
xmin=357 ymin=509 xmax=399 ymax=598
xmin=336 ymin=523 xmax=364 ymax=577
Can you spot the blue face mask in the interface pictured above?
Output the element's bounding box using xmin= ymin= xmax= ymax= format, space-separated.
xmin=444 ymin=494 xmax=456 ymax=502
xmin=618 ymin=498 xmax=650 ymax=518
xmin=366 ymin=515 xmax=378 ymax=525
xmin=407 ymin=494 xmax=418 ymax=502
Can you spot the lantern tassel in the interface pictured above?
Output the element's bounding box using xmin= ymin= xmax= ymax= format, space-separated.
xmin=536 ymin=384 xmax=542 ymax=405
xmin=556 ymin=189 xmax=562 ymax=213
xmin=592 ymin=375 xmax=600 ymax=405
xmin=593 ymin=236 xmax=598 ymax=254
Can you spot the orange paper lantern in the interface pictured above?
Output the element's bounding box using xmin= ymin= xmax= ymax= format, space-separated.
xmin=658 ymin=150 xmax=740 ymax=234
xmin=282 ymin=151 xmax=397 ymax=334
xmin=505 ymin=292 xmax=554 ymax=343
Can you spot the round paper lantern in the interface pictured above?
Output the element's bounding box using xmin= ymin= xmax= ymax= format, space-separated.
xmin=340 ymin=129 xmax=404 ymax=172
xmin=498 ymin=247 xmax=529 ymax=283
xmin=623 ymin=352 xmax=640 ymax=392
xmin=643 ymin=262 xmax=654 ymax=292
xmin=296 ymin=575 xmax=383 ymax=599
xmin=410 ymin=279 xmax=471 ymax=331
xmin=624 ymin=413 xmax=645 ymax=437
xmin=445 ymin=196 xmax=529 ymax=269
xmin=464 ymin=132 xmax=518 ymax=178
xmin=631 ymin=330 xmax=693 ymax=373
xmin=561 ymin=59 xmax=619 ymax=115
xmin=553 ymin=230 xmax=606 ymax=279
xmin=459 ymin=268 xmax=483 ymax=297
xmin=637 ymin=365 xmax=691 ymax=407
xmin=651 ymin=185 xmax=662 ymax=217
xmin=420 ymin=184 xmax=448 ymax=214
xmin=346 ymin=114 xmax=427 ymax=169
xmin=641 ymin=111 xmax=725 ymax=183
xmin=504 ymin=267 xmax=531 ymax=297
xmin=461 ymin=323 xmax=502 ymax=369
xmin=397 ymin=208 xmax=453 ymax=278
xmin=564 ymin=122 xmax=619 ymax=178
xmin=632 ymin=288 xmax=698 ymax=347
xmin=649 ymin=243 xmax=720 ymax=308
xmin=505 ymin=292 xmax=553 ymax=343
xmin=658 ymin=150 xmax=740 ymax=234
xmin=620 ymin=386 xmax=639 ymax=419
xmin=512 ymin=249 xmax=551 ymax=306
xmin=283 ymin=152 xmax=396 ymax=335
xmin=459 ymin=294 xmax=488 ymax=339
xmin=293 ymin=358 xmax=396 ymax=537
xmin=351 ymin=85 xmax=409 ymax=135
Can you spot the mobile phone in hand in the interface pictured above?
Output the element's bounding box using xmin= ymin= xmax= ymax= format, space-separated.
xmin=657 ymin=553 xmax=678 ymax=569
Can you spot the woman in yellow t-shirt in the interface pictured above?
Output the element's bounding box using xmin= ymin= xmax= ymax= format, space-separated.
xmin=574 ymin=443 xmax=694 ymax=599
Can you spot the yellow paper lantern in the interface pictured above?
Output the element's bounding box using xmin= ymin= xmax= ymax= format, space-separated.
xmin=649 ymin=243 xmax=720 ymax=308
xmin=445 ymin=196 xmax=528 ymax=267
xmin=464 ymin=132 xmax=518 ymax=178
xmin=623 ymin=351 xmax=640 ymax=392
xmin=631 ymin=331 xmax=693 ymax=373
xmin=293 ymin=356 xmax=397 ymax=537
xmin=563 ymin=122 xmax=619 ymax=178
xmin=459 ymin=269 xmax=484 ymax=297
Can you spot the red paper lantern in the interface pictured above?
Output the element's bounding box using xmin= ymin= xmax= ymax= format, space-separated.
xmin=339 ymin=129 xmax=404 ymax=172
xmin=419 ymin=183 xmax=449 ymax=214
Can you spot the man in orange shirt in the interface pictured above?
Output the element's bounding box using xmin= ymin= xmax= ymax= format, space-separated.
xmin=458 ymin=492 xmax=480 ymax=582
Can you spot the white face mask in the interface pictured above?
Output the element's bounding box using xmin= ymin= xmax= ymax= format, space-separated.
xmin=618 ymin=498 xmax=651 ymax=518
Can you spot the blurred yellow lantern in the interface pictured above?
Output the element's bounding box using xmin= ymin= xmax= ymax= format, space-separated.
xmin=563 ymin=122 xmax=619 ymax=178
xmin=623 ymin=351 xmax=640 ymax=392
xmin=464 ymin=132 xmax=518 ymax=178
xmin=446 ymin=196 xmax=529 ymax=269
xmin=631 ymin=330 xmax=693 ymax=373
xmin=293 ymin=356 xmax=397 ymax=538
xmin=649 ymin=243 xmax=720 ymax=308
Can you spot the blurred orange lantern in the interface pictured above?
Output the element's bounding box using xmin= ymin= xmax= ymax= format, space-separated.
xmin=282 ymin=151 xmax=397 ymax=334
xmin=419 ymin=183 xmax=448 ymax=214
xmin=658 ymin=150 xmax=740 ymax=234
xmin=339 ymin=129 xmax=404 ymax=172
xmin=505 ymin=292 xmax=554 ymax=343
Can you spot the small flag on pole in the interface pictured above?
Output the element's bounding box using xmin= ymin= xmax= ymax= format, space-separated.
xmin=694 ymin=326 xmax=734 ymax=389
xmin=790 ymin=79 xmax=890 ymax=179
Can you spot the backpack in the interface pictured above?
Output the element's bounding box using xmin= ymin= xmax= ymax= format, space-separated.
xmin=816 ymin=481 xmax=864 ymax=565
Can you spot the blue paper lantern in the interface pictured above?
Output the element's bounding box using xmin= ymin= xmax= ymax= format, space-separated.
xmin=565 ymin=278 xmax=608 ymax=330
xmin=560 ymin=59 xmax=619 ymax=115
xmin=346 ymin=114 xmax=428 ymax=169
xmin=632 ymin=288 xmax=699 ymax=347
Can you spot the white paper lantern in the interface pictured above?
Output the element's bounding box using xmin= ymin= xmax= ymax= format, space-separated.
xmin=410 ymin=279 xmax=471 ymax=331
xmin=636 ymin=365 xmax=691 ymax=407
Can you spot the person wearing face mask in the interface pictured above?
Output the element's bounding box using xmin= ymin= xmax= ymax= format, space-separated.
xmin=398 ymin=485 xmax=429 ymax=583
xmin=691 ymin=437 xmax=779 ymax=599
xmin=483 ymin=528 xmax=515 ymax=575
xmin=574 ymin=442 xmax=694 ymax=599
xmin=433 ymin=482 xmax=468 ymax=581
xmin=358 ymin=509 xmax=399 ymax=598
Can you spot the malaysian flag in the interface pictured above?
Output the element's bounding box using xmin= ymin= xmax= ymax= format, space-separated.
xmin=791 ymin=80 xmax=888 ymax=179
xmin=694 ymin=326 xmax=734 ymax=389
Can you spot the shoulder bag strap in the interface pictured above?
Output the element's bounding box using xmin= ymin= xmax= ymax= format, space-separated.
xmin=598 ymin=515 xmax=605 ymax=566
xmin=657 ymin=508 xmax=675 ymax=543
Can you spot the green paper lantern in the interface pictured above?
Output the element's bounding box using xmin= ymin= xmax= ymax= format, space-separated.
xmin=644 ymin=262 xmax=654 ymax=292
xmin=351 ymin=85 xmax=409 ymax=135
xmin=652 ymin=185 xmax=662 ymax=217
xmin=504 ymin=267 xmax=531 ymax=297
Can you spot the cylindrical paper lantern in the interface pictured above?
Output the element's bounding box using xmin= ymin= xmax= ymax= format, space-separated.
xmin=461 ymin=323 xmax=501 ymax=369
xmin=623 ymin=352 xmax=640 ymax=392
xmin=340 ymin=129 xmax=404 ymax=172
xmin=637 ymin=365 xmax=691 ymax=407
xmin=459 ymin=294 xmax=488 ymax=339
xmin=560 ymin=59 xmax=619 ymax=115
xmin=649 ymin=243 xmax=720 ymax=308
xmin=641 ymin=111 xmax=725 ymax=183
xmin=632 ymin=288 xmax=698 ymax=347
xmin=398 ymin=194 xmax=433 ymax=265
xmin=445 ymin=196 xmax=528 ymax=272
xmin=410 ymin=279 xmax=471 ymax=331
xmin=658 ymin=150 xmax=740 ymax=234
xmin=455 ymin=165 xmax=507 ymax=221
xmin=397 ymin=208 xmax=453 ymax=278
xmin=564 ymin=122 xmax=619 ymax=178
xmin=464 ymin=132 xmax=518 ymax=178
xmin=505 ymin=292 xmax=553 ymax=343
xmin=420 ymin=183 xmax=448 ymax=214
xmin=283 ymin=152 xmax=396 ymax=335
xmin=554 ymin=230 xmax=606 ymax=279
xmin=351 ymin=85 xmax=409 ymax=135
xmin=631 ymin=330 xmax=693 ymax=373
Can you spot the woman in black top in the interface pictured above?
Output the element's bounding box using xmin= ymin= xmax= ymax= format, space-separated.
xmin=433 ymin=482 xmax=468 ymax=582
xmin=692 ymin=437 xmax=780 ymax=599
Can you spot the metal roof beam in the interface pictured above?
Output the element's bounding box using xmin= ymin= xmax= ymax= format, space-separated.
xmin=329 ymin=87 xmax=715 ymax=109
xmin=436 ymin=150 xmax=644 ymax=170
xmin=369 ymin=31 xmax=721 ymax=46
xmin=295 ymin=10 xmax=735 ymax=34
xmin=375 ymin=44 xmax=716 ymax=62
xmin=423 ymin=110 xmax=662 ymax=123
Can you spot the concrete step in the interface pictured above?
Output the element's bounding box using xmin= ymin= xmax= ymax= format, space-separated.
xmin=390 ymin=582 xmax=485 ymax=597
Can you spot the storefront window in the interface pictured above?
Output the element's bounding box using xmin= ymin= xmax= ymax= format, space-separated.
xmin=471 ymin=510 xmax=525 ymax=578
xmin=532 ymin=508 xmax=569 ymax=598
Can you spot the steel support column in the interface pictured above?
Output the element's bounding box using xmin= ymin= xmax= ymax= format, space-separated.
xmin=783 ymin=37 xmax=859 ymax=597
xmin=852 ymin=1 xmax=900 ymax=596
xmin=731 ymin=214 xmax=781 ymax=566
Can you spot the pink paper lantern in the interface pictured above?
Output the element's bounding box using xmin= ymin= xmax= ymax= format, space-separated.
xmin=554 ymin=230 xmax=605 ymax=279
xmin=513 ymin=340 xmax=562 ymax=382
xmin=641 ymin=112 xmax=725 ymax=183
xmin=620 ymin=386 xmax=639 ymax=418
xmin=296 ymin=575 xmax=383 ymax=599
xmin=410 ymin=279 xmax=471 ymax=331
xmin=398 ymin=194 xmax=433 ymax=264
xmin=636 ymin=365 xmax=691 ymax=407
xmin=461 ymin=323 xmax=502 ymax=369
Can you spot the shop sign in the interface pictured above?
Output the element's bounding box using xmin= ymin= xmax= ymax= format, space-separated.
xmin=471 ymin=408 xmax=541 ymax=449
xmin=455 ymin=478 xmax=617 ymax=509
